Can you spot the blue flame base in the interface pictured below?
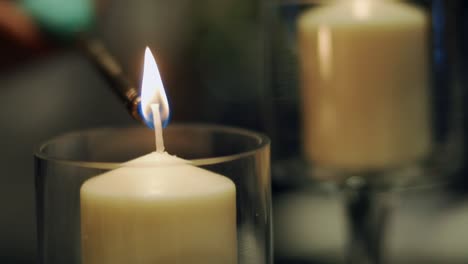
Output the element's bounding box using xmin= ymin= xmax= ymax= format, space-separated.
xmin=138 ymin=103 xmax=170 ymax=129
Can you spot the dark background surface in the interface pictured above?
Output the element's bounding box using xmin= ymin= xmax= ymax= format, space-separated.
xmin=0 ymin=51 xmax=134 ymax=263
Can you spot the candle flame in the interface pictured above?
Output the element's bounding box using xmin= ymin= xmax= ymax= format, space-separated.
xmin=140 ymin=47 xmax=170 ymax=128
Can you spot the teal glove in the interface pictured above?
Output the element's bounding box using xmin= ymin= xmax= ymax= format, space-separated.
xmin=21 ymin=0 xmax=94 ymax=39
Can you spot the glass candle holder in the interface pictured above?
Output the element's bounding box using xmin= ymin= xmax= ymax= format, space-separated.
xmin=268 ymin=1 xmax=465 ymax=263
xmin=35 ymin=124 xmax=272 ymax=264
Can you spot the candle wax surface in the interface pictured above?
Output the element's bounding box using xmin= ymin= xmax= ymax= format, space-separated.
xmin=80 ymin=152 xmax=237 ymax=264
xmin=298 ymin=0 xmax=432 ymax=170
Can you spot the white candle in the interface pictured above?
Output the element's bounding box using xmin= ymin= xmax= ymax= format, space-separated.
xmin=80 ymin=47 xmax=237 ymax=264
xmin=298 ymin=0 xmax=432 ymax=170
xmin=80 ymin=152 xmax=237 ymax=264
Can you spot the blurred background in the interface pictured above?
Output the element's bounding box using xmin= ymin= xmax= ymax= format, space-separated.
xmin=1 ymin=0 xmax=468 ymax=263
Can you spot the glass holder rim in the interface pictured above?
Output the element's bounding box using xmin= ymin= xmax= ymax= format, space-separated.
xmin=34 ymin=123 xmax=271 ymax=170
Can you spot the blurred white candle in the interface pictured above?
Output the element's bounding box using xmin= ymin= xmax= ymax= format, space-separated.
xmin=298 ymin=0 xmax=432 ymax=170
xmin=80 ymin=152 xmax=237 ymax=264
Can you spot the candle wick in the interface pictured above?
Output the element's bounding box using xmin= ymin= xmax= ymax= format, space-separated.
xmin=151 ymin=103 xmax=165 ymax=153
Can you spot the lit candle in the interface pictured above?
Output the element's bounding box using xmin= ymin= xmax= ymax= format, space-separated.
xmin=80 ymin=48 xmax=237 ymax=264
xmin=298 ymin=0 xmax=432 ymax=170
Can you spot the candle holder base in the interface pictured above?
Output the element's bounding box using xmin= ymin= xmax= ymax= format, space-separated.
xmin=272 ymin=157 xmax=459 ymax=264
